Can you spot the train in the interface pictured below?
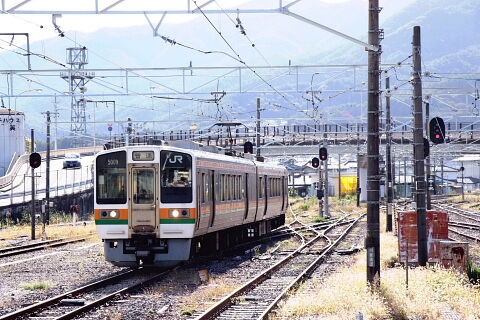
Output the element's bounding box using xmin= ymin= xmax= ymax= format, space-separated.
xmin=94 ymin=142 xmax=289 ymax=266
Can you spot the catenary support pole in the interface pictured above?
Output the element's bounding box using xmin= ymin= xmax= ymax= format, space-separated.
xmin=256 ymin=98 xmax=262 ymax=158
xmin=365 ymin=0 xmax=382 ymax=285
xmin=46 ymin=111 xmax=51 ymax=225
xmin=425 ymin=102 xmax=432 ymax=210
xmin=30 ymin=129 xmax=35 ymax=240
xmin=412 ymin=25 xmax=428 ymax=266
xmin=385 ymin=77 xmax=393 ymax=231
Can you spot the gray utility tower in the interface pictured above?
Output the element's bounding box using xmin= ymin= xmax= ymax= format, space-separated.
xmin=60 ymin=47 xmax=94 ymax=147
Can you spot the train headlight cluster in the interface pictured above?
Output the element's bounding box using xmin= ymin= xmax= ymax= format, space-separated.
xmin=169 ymin=209 xmax=190 ymax=218
xmin=101 ymin=210 xmax=119 ymax=219
xmin=109 ymin=210 xmax=119 ymax=218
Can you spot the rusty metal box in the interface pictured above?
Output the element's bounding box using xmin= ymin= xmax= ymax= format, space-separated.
xmin=398 ymin=210 xmax=449 ymax=264
xmin=439 ymin=241 xmax=469 ymax=271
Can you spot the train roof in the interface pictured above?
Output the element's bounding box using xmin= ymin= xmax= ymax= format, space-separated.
xmin=97 ymin=143 xmax=287 ymax=172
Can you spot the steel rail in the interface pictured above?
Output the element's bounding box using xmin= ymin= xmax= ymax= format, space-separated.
xmin=257 ymin=213 xmax=365 ymax=319
xmin=449 ymin=228 xmax=480 ymax=242
xmin=0 ymin=235 xmax=92 ymax=258
xmin=54 ymin=268 xmax=175 ymax=320
xmin=0 ymin=266 xmax=176 ymax=320
xmin=0 ymin=268 xmax=138 ymax=320
xmin=194 ymin=213 xmax=358 ymax=320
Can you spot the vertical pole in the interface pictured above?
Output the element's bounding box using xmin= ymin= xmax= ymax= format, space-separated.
xmin=425 ymin=102 xmax=431 ymax=210
xmin=412 ymin=26 xmax=428 ymax=266
xmin=93 ymin=102 xmax=96 ymax=151
xmin=338 ymin=154 xmax=341 ymax=198
xmin=404 ymin=157 xmax=407 ymax=197
xmin=366 ymin=0 xmax=381 ymax=285
xmin=26 ymin=33 xmax=31 ymax=70
xmin=30 ymin=129 xmax=35 ymax=240
xmin=461 ymin=163 xmax=465 ymax=201
xmin=441 ymin=157 xmax=444 ymax=195
xmin=318 ymin=142 xmax=323 ymax=218
xmin=356 ymin=131 xmax=361 ymax=207
xmin=323 ymin=124 xmax=329 ymax=217
xmin=385 ymin=77 xmax=393 ymax=231
xmin=46 ymin=111 xmax=51 ymax=225
xmin=54 ymin=94 xmax=58 ymax=151
xmin=256 ymin=98 xmax=261 ymax=158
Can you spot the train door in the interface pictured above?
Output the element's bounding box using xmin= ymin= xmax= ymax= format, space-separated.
xmin=208 ymin=170 xmax=216 ymax=227
xmin=129 ymin=165 xmax=158 ymax=233
xmin=243 ymin=173 xmax=249 ymax=220
xmin=263 ymin=175 xmax=268 ymax=216
xmin=195 ymin=171 xmax=202 ymax=230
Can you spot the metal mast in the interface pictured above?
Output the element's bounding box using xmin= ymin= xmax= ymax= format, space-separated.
xmin=412 ymin=26 xmax=427 ymax=266
xmin=60 ymin=47 xmax=94 ymax=147
xmin=366 ymin=0 xmax=382 ymax=286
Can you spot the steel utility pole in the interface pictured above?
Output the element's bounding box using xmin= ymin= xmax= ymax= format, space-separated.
xmin=30 ymin=129 xmax=35 ymax=240
xmin=356 ymin=130 xmax=361 ymax=207
xmin=366 ymin=0 xmax=382 ymax=286
xmin=425 ymin=101 xmax=432 ymax=210
xmin=385 ymin=77 xmax=393 ymax=232
xmin=256 ymin=98 xmax=261 ymax=158
xmin=323 ymin=124 xmax=329 ymax=217
xmin=46 ymin=111 xmax=51 ymax=225
xmin=338 ymin=154 xmax=341 ymax=199
xmin=412 ymin=26 xmax=428 ymax=266
xmin=318 ymin=142 xmax=324 ymax=218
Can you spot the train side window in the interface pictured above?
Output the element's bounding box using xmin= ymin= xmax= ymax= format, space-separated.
xmin=236 ymin=175 xmax=240 ymax=200
xmin=221 ymin=174 xmax=226 ymax=201
xmin=259 ymin=177 xmax=264 ymax=199
xmin=201 ymin=173 xmax=206 ymax=203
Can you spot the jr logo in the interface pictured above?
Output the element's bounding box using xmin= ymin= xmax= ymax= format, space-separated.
xmin=168 ymin=155 xmax=183 ymax=164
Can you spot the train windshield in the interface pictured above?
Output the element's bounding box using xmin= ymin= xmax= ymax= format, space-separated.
xmin=160 ymin=151 xmax=192 ymax=203
xmin=96 ymin=151 xmax=127 ymax=204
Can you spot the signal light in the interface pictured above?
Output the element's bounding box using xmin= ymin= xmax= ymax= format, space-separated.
xmin=244 ymin=141 xmax=254 ymax=154
xmin=312 ymin=157 xmax=320 ymax=168
xmin=319 ymin=147 xmax=328 ymax=161
xmin=70 ymin=204 xmax=79 ymax=214
xmin=29 ymin=152 xmax=41 ymax=169
xmin=429 ymin=117 xmax=445 ymax=144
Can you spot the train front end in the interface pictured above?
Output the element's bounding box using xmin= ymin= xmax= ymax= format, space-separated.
xmin=94 ymin=146 xmax=196 ymax=267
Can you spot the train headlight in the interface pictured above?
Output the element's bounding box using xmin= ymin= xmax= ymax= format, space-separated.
xmin=109 ymin=210 xmax=119 ymax=219
xmin=169 ymin=209 xmax=190 ymax=218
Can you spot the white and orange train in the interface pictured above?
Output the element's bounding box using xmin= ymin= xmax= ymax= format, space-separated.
xmin=94 ymin=143 xmax=288 ymax=266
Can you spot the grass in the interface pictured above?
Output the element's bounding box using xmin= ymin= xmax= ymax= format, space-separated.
xmin=288 ymin=195 xmax=362 ymax=225
xmin=176 ymin=277 xmax=237 ymax=317
xmin=20 ymin=281 xmax=52 ymax=290
xmin=0 ymin=217 xmax=97 ymax=248
xmin=274 ymin=232 xmax=480 ymax=319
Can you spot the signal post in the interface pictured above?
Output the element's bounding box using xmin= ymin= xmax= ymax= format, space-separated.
xmin=29 ymin=129 xmax=42 ymax=240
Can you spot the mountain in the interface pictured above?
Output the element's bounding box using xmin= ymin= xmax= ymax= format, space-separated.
xmin=0 ymin=0 xmax=478 ymax=140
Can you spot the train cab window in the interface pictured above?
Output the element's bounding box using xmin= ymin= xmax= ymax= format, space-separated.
xmin=132 ymin=168 xmax=155 ymax=204
xmin=96 ymin=151 xmax=127 ymax=204
xmin=160 ymin=151 xmax=192 ymax=203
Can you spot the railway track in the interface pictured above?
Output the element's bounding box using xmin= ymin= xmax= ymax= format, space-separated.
xmin=0 ymin=235 xmax=93 ymax=258
xmin=0 ymin=267 xmax=175 ymax=320
xmin=192 ymin=212 xmax=365 ymax=320
xmin=433 ymin=203 xmax=480 ymax=223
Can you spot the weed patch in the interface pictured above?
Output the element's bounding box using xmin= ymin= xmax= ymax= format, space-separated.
xmin=20 ymin=281 xmax=52 ymax=290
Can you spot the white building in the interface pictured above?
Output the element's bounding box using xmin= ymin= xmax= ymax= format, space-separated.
xmin=0 ymin=109 xmax=25 ymax=176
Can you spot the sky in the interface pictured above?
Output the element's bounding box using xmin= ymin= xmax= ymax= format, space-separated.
xmin=0 ymin=0 xmax=416 ymax=44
